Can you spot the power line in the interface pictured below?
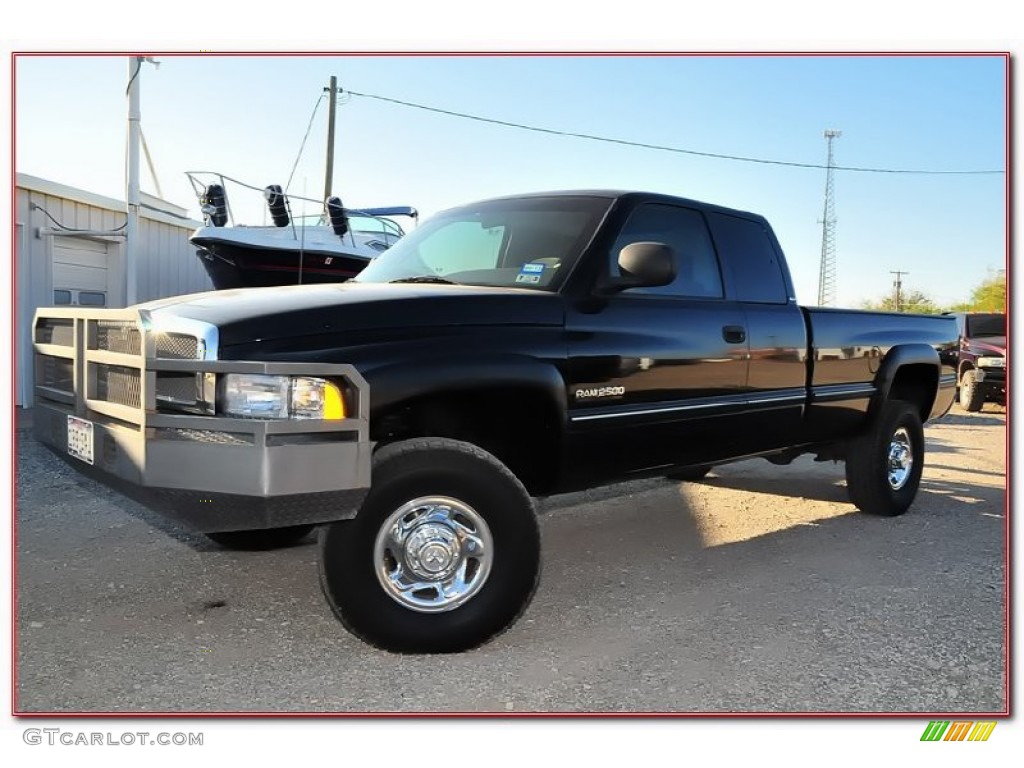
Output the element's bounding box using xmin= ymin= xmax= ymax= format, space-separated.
xmin=125 ymin=57 xmax=142 ymax=95
xmin=344 ymin=89 xmax=1003 ymax=176
xmin=32 ymin=202 xmax=126 ymax=232
xmin=285 ymin=93 xmax=325 ymax=194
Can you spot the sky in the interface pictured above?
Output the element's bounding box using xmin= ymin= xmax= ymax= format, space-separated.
xmin=13 ymin=53 xmax=1006 ymax=309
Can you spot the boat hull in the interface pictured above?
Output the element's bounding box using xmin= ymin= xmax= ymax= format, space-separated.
xmin=194 ymin=240 xmax=371 ymax=289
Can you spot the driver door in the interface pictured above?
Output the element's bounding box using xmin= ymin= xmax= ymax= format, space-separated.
xmin=563 ymin=203 xmax=750 ymax=481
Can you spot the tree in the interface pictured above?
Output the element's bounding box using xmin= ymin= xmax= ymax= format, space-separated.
xmin=946 ymin=271 xmax=1006 ymax=313
xmin=967 ymin=271 xmax=1006 ymax=312
xmin=861 ymin=289 xmax=940 ymax=314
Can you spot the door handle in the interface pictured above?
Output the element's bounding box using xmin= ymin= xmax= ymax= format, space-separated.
xmin=722 ymin=325 xmax=746 ymax=344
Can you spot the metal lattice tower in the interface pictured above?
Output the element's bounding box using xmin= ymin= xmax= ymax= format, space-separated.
xmin=817 ymin=129 xmax=842 ymax=306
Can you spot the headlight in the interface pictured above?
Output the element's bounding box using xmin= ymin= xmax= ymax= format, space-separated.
xmin=977 ymin=356 xmax=1005 ymax=368
xmin=219 ymin=374 xmax=345 ymax=419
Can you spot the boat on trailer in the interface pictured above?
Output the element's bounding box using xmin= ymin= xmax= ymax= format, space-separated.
xmin=187 ymin=172 xmax=417 ymax=289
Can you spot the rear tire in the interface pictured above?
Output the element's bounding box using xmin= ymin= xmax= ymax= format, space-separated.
xmin=319 ymin=438 xmax=540 ymax=653
xmin=845 ymin=399 xmax=924 ymax=517
xmin=206 ymin=524 xmax=315 ymax=551
xmin=959 ymin=369 xmax=986 ymax=412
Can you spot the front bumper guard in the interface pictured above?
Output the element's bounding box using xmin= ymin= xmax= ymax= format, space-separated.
xmin=32 ymin=308 xmax=372 ymax=532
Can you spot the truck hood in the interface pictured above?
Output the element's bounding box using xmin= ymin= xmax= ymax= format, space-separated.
xmin=139 ymin=282 xmax=565 ymax=348
xmin=970 ymin=337 xmax=1006 ymax=355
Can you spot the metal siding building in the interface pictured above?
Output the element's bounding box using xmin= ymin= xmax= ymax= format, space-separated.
xmin=15 ymin=173 xmax=213 ymax=405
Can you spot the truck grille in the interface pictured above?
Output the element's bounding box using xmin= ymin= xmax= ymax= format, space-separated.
xmin=95 ymin=320 xmax=141 ymax=355
xmin=156 ymin=374 xmax=200 ymax=403
xmin=95 ymin=364 xmax=141 ymax=409
xmin=35 ymin=318 xmax=74 ymax=346
xmin=37 ymin=355 xmax=74 ymax=393
xmin=32 ymin=309 xmax=232 ymax=429
xmin=155 ymin=333 xmax=200 ymax=360
xmin=90 ymin=323 xmax=199 ymax=360
xmin=155 ymin=372 xmax=216 ymax=415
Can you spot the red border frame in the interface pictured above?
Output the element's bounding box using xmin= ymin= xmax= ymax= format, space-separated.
xmin=9 ymin=50 xmax=1012 ymax=719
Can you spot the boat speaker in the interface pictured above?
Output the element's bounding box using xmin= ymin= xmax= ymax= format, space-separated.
xmin=200 ymin=184 xmax=228 ymax=227
xmin=326 ymin=197 xmax=350 ymax=237
xmin=264 ymin=185 xmax=290 ymax=228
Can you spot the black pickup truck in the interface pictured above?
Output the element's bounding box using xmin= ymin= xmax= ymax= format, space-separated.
xmin=32 ymin=190 xmax=957 ymax=653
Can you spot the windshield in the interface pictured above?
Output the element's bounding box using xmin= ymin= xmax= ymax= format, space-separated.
xmin=353 ymin=196 xmax=611 ymax=290
xmin=966 ymin=313 xmax=1005 ymax=337
xmin=292 ymin=213 xmax=405 ymax=239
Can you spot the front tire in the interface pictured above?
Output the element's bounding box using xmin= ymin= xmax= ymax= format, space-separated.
xmin=845 ymin=399 xmax=924 ymax=517
xmin=319 ymin=438 xmax=541 ymax=653
xmin=959 ymin=369 xmax=986 ymax=412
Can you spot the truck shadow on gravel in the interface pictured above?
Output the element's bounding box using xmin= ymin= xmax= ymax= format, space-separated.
xmin=938 ymin=410 xmax=1006 ymax=427
xmin=927 ymin=463 xmax=1006 ymax=479
xmin=19 ymin=440 xmax=315 ymax=554
xmin=102 ymin=488 xmax=319 ymax=553
xmin=529 ymin=473 xmax=1006 ymax=712
xmin=683 ymin=450 xmax=1004 ymax=505
xmin=919 ymin=436 xmax=975 ymax=455
xmin=916 ymin=477 xmax=1007 ymax=515
xmin=696 ymin=468 xmax=849 ymax=504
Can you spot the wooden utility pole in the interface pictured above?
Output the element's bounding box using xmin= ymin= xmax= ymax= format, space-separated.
xmin=324 ymin=76 xmax=338 ymax=201
xmin=891 ymin=270 xmax=908 ymax=312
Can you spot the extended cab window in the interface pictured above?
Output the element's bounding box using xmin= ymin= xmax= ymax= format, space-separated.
xmin=706 ymin=212 xmax=789 ymax=304
xmin=610 ymin=204 xmax=723 ymax=298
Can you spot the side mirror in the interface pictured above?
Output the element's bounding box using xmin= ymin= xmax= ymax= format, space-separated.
xmin=605 ymin=241 xmax=675 ymax=292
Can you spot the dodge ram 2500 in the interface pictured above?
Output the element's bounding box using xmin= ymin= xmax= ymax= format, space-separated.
xmin=32 ymin=190 xmax=957 ymax=652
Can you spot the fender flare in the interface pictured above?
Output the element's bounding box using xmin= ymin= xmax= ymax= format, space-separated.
xmin=870 ymin=343 xmax=940 ymax=417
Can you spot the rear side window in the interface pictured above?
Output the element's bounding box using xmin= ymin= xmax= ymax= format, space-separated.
xmin=706 ymin=212 xmax=789 ymax=304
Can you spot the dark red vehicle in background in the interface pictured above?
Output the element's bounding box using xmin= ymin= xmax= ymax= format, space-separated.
xmin=943 ymin=312 xmax=1007 ymax=411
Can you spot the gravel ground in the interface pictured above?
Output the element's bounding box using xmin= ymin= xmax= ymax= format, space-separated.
xmin=14 ymin=404 xmax=1006 ymax=713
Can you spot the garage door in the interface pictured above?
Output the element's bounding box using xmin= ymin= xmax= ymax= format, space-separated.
xmin=52 ymin=235 xmax=111 ymax=306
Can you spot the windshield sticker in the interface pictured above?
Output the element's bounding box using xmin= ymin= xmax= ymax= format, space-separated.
xmin=515 ymin=263 xmax=545 ymax=284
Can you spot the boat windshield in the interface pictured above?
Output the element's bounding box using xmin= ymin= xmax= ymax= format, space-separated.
xmin=353 ymin=196 xmax=611 ymax=291
xmin=292 ymin=213 xmax=406 ymax=239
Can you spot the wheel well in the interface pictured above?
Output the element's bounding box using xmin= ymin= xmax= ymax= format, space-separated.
xmin=371 ymin=388 xmax=563 ymax=495
xmin=888 ymin=364 xmax=938 ymax=422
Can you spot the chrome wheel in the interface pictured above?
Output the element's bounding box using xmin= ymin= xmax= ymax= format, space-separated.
xmin=959 ymin=375 xmax=974 ymax=406
xmin=374 ymin=496 xmax=493 ymax=613
xmin=887 ymin=427 xmax=913 ymax=490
